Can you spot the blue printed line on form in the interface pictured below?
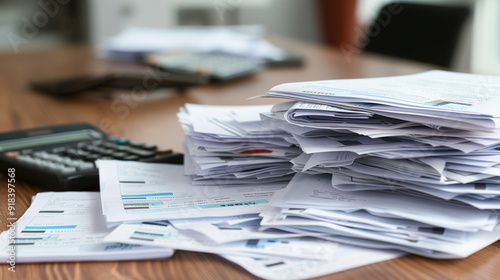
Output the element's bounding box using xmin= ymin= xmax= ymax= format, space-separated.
xmin=121 ymin=192 xmax=173 ymax=198
xmin=25 ymin=225 xmax=77 ymax=229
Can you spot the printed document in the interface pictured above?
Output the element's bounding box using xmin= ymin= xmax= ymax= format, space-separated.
xmin=221 ymin=245 xmax=405 ymax=280
xmin=97 ymin=160 xmax=286 ymax=225
xmin=104 ymin=221 xmax=339 ymax=260
xmin=0 ymin=192 xmax=173 ymax=262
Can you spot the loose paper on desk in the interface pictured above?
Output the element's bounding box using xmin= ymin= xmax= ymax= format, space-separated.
xmin=0 ymin=192 xmax=173 ymax=262
xmin=97 ymin=160 xmax=286 ymax=226
xmin=168 ymin=214 xmax=309 ymax=244
xmin=103 ymin=219 xmax=404 ymax=279
xmin=221 ymin=244 xmax=404 ymax=280
xmin=104 ymin=221 xmax=338 ymax=260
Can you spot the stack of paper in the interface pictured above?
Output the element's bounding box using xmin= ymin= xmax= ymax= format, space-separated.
xmin=260 ymin=173 xmax=500 ymax=258
xmin=264 ymin=70 xmax=500 ymax=132
xmin=97 ymin=160 xmax=404 ymax=279
xmin=101 ymin=26 xmax=287 ymax=61
xmin=255 ymin=70 xmax=500 ymax=258
xmin=178 ymin=103 xmax=300 ymax=185
xmin=98 ymin=160 xmax=404 ymax=279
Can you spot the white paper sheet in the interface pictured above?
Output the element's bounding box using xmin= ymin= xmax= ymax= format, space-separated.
xmin=169 ymin=214 xmax=308 ymax=244
xmin=104 ymin=222 xmax=338 ymax=260
xmin=221 ymin=244 xmax=405 ymax=280
xmin=265 ymin=71 xmax=500 ymax=130
xmin=0 ymin=192 xmax=173 ymax=263
xmin=97 ymin=160 xmax=286 ymax=225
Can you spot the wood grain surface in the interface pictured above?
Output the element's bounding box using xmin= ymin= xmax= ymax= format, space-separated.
xmin=0 ymin=38 xmax=499 ymax=280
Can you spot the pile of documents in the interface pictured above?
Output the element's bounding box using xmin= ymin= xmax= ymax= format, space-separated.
xmin=97 ymin=160 xmax=404 ymax=279
xmin=178 ymin=103 xmax=300 ymax=185
xmin=101 ymin=25 xmax=287 ymax=61
xmin=256 ymin=70 xmax=500 ymax=258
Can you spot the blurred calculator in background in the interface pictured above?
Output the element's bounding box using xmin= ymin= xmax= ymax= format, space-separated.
xmin=145 ymin=52 xmax=264 ymax=81
xmin=0 ymin=123 xmax=183 ymax=191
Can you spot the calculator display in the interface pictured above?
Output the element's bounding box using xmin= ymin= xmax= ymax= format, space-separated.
xmin=0 ymin=129 xmax=103 ymax=151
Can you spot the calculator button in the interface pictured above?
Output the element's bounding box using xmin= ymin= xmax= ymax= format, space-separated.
xmin=75 ymin=152 xmax=92 ymax=160
xmin=33 ymin=158 xmax=46 ymax=166
xmin=33 ymin=151 xmax=50 ymax=158
xmin=84 ymin=146 xmax=98 ymax=152
xmin=127 ymin=149 xmax=156 ymax=158
xmin=101 ymin=142 xmax=120 ymax=150
xmin=77 ymin=162 xmax=95 ymax=170
xmin=46 ymin=155 xmax=67 ymax=164
xmin=82 ymin=154 xmax=101 ymax=161
xmin=64 ymin=159 xmax=83 ymax=167
xmin=86 ymin=146 xmax=114 ymax=156
xmin=98 ymin=148 xmax=115 ymax=156
xmin=43 ymin=162 xmax=66 ymax=171
xmin=63 ymin=148 xmax=83 ymax=157
xmin=130 ymin=142 xmax=157 ymax=151
xmin=143 ymin=144 xmax=157 ymax=151
xmin=16 ymin=155 xmax=31 ymax=162
xmin=114 ymin=145 xmax=130 ymax=152
xmin=123 ymin=155 xmax=140 ymax=161
xmin=114 ymin=138 xmax=129 ymax=145
xmin=3 ymin=151 xmax=20 ymax=159
xmin=61 ymin=166 xmax=77 ymax=173
xmin=44 ymin=154 xmax=61 ymax=161
xmin=66 ymin=160 xmax=94 ymax=170
xmin=80 ymin=145 xmax=94 ymax=152
xmin=19 ymin=156 xmax=41 ymax=166
xmin=100 ymin=157 xmax=114 ymax=160
xmin=111 ymin=152 xmax=128 ymax=159
xmin=129 ymin=141 xmax=144 ymax=147
xmin=58 ymin=157 xmax=74 ymax=166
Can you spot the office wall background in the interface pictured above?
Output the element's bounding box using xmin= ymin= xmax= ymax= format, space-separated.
xmin=0 ymin=0 xmax=497 ymax=75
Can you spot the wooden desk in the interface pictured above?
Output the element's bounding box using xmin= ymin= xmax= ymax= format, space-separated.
xmin=1 ymin=39 xmax=499 ymax=280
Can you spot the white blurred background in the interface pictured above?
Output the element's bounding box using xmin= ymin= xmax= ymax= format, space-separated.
xmin=0 ymin=0 xmax=497 ymax=74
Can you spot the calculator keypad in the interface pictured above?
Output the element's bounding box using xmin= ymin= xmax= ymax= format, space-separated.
xmin=0 ymin=123 xmax=181 ymax=190
xmin=5 ymin=138 xmax=162 ymax=174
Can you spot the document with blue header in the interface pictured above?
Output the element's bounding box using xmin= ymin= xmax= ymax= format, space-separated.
xmin=97 ymin=160 xmax=286 ymax=226
xmin=0 ymin=192 xmax=173 ymax=262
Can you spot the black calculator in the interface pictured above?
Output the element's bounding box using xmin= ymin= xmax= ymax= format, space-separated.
xmin=0 ymin=123 xmax=183 ymax=191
